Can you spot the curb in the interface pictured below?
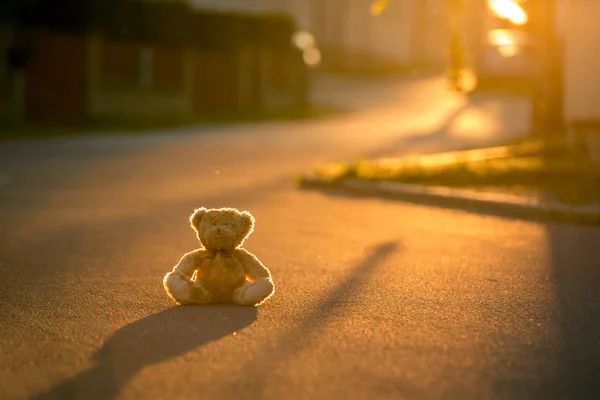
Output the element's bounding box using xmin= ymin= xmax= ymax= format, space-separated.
xmin=299 ymin=176 xmax=600 ymax=226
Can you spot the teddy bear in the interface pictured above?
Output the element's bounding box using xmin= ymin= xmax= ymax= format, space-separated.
xmin=163 ymin=207 xmax=275 ymax=306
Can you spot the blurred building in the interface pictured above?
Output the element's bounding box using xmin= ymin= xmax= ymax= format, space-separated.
xmin=307 ymin=0 xmax=449 ymax=72
xmin=1 ymin=0 xmax=307 ymax=127
xmin=312 ymin=0 xmax=451 ymax=73
xmin=191 ymin=0 xmax=450 ymax=73
xmin=561 ymin=0 xmax=600 ymax=162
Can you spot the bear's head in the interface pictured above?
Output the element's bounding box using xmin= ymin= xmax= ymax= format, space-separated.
xmin=189 ymin=207 xmax=255 ymax=251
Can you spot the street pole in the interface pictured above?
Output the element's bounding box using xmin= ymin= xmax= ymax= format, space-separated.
xmin=411 ymin=0 xmax=428 ymax=68
xmin=529 ymin=0 xmax=565 ymax=140
xmin=446 ymin=0 xmax=465 ymax=92
xmin=333 ymin=0 xmax=350 ymax=71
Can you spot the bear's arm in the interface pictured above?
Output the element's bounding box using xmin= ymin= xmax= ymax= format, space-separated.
xmin=171 ymin=249 xmax=209 ymax=277
xmin=235 ymin=248 xmax=272 ymax=281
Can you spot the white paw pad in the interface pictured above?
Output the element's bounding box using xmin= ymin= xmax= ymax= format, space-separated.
xmin=243 ymin=280 xmax=273 ymax=304
xmin=166 ymin=274 xmax=191 ymax=301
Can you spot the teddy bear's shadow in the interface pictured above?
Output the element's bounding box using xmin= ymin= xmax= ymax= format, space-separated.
xmin=31 ymin=306 xmax=257 ymax=400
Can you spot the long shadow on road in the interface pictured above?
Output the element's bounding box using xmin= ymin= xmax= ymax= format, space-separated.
xmin=218 ymin=241 xmax=409 ymax=398
xmin=30 ymin=306 xmax=257 ymax=400
xmin=544 ymin=224 xmax=600 ymax=399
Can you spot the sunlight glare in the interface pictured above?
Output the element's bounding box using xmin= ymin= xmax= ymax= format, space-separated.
xmin=488 ymin=29 xmax=522 ymax=57
xmin=450 ymin=109 xmax=500 ymax=139
xmin=488 ymin=29 xmax=514 ymax=46
xmin=497 ymin=44 xmax=521 ymax=57
xmin=303 ymin=47 xmax=322 ymax=67
xmin=292 ymin=31 xmax=316 ymax=50
xmin=488 ymin=0 xmax=528 ymax=25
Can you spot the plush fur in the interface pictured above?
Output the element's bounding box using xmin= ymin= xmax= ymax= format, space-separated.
xmin=163 ymin=207 xmax=274 ymax=306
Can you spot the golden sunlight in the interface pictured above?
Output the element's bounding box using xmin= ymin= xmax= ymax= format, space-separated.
xmin=488 ymin=29 xmax=514 ymax=46
xmin=488 ymin=29 xmax=522 ymax=57
xmin=488 ymin=0 xmax=528 ymax=25
xmin=370 ymin=0 xmax=388 ymax=16
xmin=303 ymin=47 xmax=322 ymax=67
xmin=292 ymin=31 xmax=316 ymax=50
xmin=497 ymin=44 xmax=521 ymax=57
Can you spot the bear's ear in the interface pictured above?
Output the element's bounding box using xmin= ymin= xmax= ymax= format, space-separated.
xmin=239 ymin=210 xmax=255 ymax=236
xmin=190 ymin=207 xmax=208 ymax=230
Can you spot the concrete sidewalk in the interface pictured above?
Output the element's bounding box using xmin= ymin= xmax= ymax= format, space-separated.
xmin=300 ymin=175 xmax=600 ymax=225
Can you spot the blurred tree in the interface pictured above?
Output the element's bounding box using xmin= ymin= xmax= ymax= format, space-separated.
xmin=1 ymin=0 xmax=126 ymax=71
xmin=0 ymin=0 xmax=35 ymax=23
xmin=0 ymin=0 xmax=126 ymax=27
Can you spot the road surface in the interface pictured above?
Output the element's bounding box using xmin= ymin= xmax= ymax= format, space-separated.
xmin=1 ymin=74 xmax=598 ymax=400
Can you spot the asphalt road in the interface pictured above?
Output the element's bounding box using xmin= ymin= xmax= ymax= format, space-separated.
xmin=1 ymin=74 xmax=599 ymax=400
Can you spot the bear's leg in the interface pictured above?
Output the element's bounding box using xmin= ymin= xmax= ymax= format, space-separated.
xmin=163 ymin=272 xmax=212 ymax=305
xmin=232 ymin=279 xmax=274 ymax=306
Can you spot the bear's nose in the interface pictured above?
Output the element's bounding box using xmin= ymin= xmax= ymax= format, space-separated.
xmin=216 ymin=227 xmax=221 ymax=234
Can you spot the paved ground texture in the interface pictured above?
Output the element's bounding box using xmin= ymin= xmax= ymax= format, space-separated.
xmin=1 ymin=74 xmax=599 ymax=400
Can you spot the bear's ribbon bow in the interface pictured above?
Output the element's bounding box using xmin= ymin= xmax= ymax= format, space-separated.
xmin=200 ymin=249 xmax=239 ymax=272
